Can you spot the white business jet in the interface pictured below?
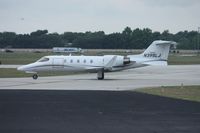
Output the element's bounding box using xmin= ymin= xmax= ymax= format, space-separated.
xmin=17 ymin=40 xmax=176 ymax=80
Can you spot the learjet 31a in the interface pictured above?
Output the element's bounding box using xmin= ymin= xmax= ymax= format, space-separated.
xmin=17 ymin=40 xmax=176 ymax=80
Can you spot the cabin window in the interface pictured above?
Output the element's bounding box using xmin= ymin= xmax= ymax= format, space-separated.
xmin=83 ymin=59 xmax=86 ymax=63
xmin=70 ymin=59 xmax=73 ymax=63
xmin=38 ymin=57 xmax=49 ymax=62
xmin=77 ymin=59 xmax=80 ymax=63
xmin=90 ymin=59 xmax=93 ymax=63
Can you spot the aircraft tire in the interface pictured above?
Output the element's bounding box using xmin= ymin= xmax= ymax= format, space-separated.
xmin=97 ymin=69 xmax=104 ymax=80
xmin=32 ymin=74 xmax=38 ymax=80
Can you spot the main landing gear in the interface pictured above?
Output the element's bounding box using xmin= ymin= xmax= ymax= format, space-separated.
xmin=97 ymin=69 xmax=104 ymax=80
xmin=32 ymin=74 xmax=38 ymax=80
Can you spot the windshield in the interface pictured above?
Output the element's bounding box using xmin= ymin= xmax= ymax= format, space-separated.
xmin=37 ymin=57 xmax=49 ymax=62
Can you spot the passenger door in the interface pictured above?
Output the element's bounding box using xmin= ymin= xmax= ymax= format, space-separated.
xmin=53 ymin=58 xmax=64 ymax=68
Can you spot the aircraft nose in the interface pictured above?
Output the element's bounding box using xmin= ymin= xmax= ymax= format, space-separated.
xmin=17 ymin=66 xmax=25 ymax=71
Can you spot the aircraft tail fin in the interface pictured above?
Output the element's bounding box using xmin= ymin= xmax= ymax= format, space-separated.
xmin=142 ymin=40 xmax=176 ymax=61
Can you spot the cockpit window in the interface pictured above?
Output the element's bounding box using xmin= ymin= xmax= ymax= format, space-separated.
xmin=37 ymin=57 xmax=49 ymax=62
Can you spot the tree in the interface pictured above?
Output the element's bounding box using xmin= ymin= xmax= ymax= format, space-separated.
xmin=30 ymin=30 xmax=48 ymax=36
xmin=0 ymin=32 xmax=16 ymax=48
xmin=0 ymin=28 xmax=198 ymax=49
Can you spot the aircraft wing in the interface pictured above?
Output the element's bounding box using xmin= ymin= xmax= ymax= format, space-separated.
xmin=104 ymin=55 xmax=118 ymax=71
xmin=86 ymin=56 xmax=137 ymax=72
xmin=84 ymin=56 xmax=118 ymax=71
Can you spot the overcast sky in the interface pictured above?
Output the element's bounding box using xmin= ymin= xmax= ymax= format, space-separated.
xmin=0 ymin=0 xmax=200 ymax=34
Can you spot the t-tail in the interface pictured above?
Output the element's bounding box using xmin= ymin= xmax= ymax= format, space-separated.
xmin=129 ymin=40 xmax=177 ymax=66
xmin=142 ymin=40 xmax=176 ymax=65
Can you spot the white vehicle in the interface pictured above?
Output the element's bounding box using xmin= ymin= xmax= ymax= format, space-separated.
xmin=52 ymin=47 xmax=82 ymax=53
xmin=17 ymin=40 xmax=176 ymax=80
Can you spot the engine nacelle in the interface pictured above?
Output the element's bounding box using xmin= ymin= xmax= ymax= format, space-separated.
xmin=123 ymin=56 xmax=131 ymax=65
xmin=103 ymin=55 xmax=131 ymax=67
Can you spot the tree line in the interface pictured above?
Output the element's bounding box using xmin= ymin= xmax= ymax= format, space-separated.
xmin=0 ymin=27 xmax=199 ymax=49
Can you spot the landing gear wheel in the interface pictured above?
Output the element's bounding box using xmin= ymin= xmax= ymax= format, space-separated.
xmin=97 ymin=69 xmax=104 ymax=80
xmin=32 ymin=74 xmax=38 ymax=80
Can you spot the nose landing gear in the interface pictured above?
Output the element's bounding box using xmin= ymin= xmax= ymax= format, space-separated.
xmin=32 ymin=74 xmax=38 ymax=80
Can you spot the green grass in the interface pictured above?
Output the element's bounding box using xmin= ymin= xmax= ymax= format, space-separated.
xmin=0 ymin=52 xmax=55 ymax=64
xmin=0 ymin=68 xmax=32 ymax=78
xmin=135 ymin=86 xmax=200 ymax=102
xmin=168 ymin=55 xmax=200 ymax=65
xmin=0 ymin=68 xmax=82 ymax=78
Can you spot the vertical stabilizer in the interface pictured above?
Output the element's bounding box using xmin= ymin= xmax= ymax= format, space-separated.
xmin=142 ymin=40 xmax=176 ymax=61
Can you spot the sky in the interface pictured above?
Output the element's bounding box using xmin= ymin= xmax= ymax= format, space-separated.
xmin=0 ymin=0 xmax=200 ymax=34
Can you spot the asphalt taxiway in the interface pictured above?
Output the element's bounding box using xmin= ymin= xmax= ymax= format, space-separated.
xmin=0 ymin=65 xmax=200 ymax=90
xmin=0 ymin=90 xmax=199 ymax=133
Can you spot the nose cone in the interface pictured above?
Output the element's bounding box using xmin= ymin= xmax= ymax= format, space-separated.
xmin=17 ymin=63 xmax=37 ymax=73
xmin=17 ymin=65 xmax=25 ymax=71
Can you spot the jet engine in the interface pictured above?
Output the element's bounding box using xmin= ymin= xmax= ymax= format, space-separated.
xmin=123 ymin=56 xmax=131 ymax=65
xmin=103 ymin=55 xmax=131 ymax=67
